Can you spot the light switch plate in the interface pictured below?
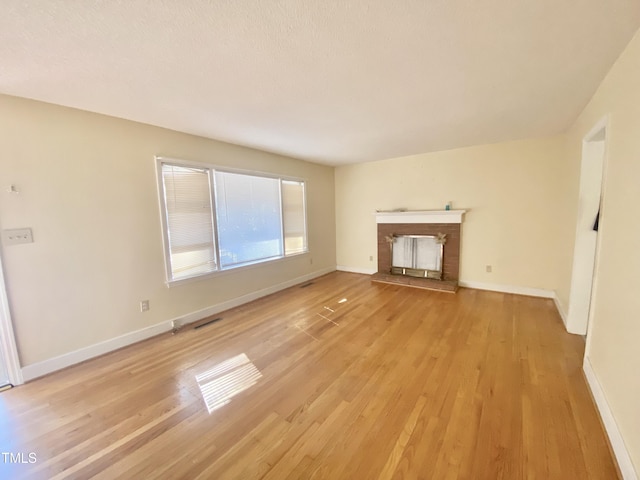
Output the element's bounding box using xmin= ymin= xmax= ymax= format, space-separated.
xmin=2 ymin=228 xmax=34 ymax=245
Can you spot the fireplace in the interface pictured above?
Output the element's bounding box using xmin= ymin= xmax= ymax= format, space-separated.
xmin=372 ymin=210 xmax=465 ymax=292
xmin=391 ymin=235 xmax=443 ymax=279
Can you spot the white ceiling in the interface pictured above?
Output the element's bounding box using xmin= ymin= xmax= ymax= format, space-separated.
xmin=1 ymin=1 xmax=639 ymax=166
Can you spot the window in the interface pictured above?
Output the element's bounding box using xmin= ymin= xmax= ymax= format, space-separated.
xmin=157 ymin=158 xmax=308 ymax=283
xmin=161 ymin=164 xmax=217 ymax=280
xmin=215 ymin=171 xmax=283 ymax=268
xmin=281 ymin=180 xmax=307 ymax=255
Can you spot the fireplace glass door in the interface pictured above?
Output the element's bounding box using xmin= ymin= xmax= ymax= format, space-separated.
xmin=391 ymin=235 xmax=443 ymax=279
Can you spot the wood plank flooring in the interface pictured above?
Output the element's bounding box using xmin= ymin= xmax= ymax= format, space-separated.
xmin=0 ymin=272 xmax=617 ymax=479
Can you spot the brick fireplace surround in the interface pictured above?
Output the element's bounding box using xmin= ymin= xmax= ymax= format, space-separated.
xmin=371 ymin=210 xmax=465 ymax=292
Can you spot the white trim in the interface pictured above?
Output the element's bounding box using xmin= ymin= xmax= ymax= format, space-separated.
xmin=166 ymin=265 xmax=334 ymax=326
xmin=584 ymin=116 xmax=610 ymax=345
xmin=333 ymin=273 xmax=559 ymax=300
xmin=338 ymin=274 xmax=567 ymax=319
xmin=584 ymin=115 xmax=610 ymax=142
xmin=458 ymin=280 xmax=555 ymax=298
xmin=374 ymin=210 xmax=466 ymax=224
xmin=21 ymin=320 xmax=169 ymax=382
xmin=566 ymin=115 xmax=609 ymax=335
xmin=336 ymin=265 xmax=377 ymax=275
xmin=583 ymin=356 xmax=638 ymax=480
xmin=164 ymin=251 xmax=310 ymax=288
xmin=0 ymin=252 xmax=23 ymax=385
xmin=553 ymin=293 xmax=568 ymax=327
xmin=21 ymin=266 xmax=335 ymax=382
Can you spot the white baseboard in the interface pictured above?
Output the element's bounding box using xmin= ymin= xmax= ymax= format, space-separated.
xmin=170 ymin=265 xmax=335 ymax=327
xmin=334 ymin=274 xmax=568 ymax=323
xmin=583 ymin=356 xmax=638 ymax=480
xmin=335 ymin=271 xmax=556 ymax=300
xmin=336 ymin=265 xmax=377 ymax=275
xmin=21 ymin=321 xmax=171 ymax=382
xmin=458 ymin=280 xmax=555 ymax=298
xmin=553 ymin=293 xmax=568 ymax=327
xmin=457 ymin=281 xmax=568 ymax=327
xmin=21 ymin=266 xmax=336 ymax=382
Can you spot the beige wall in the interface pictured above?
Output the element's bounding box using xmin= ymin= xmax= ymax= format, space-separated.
xmin=0 ymin=95 xmax=336 ymax=367
xmin=566 ymin=29 xmax=640 ymax=474
xmin=335 ymin=135 xmax=575 ymax=303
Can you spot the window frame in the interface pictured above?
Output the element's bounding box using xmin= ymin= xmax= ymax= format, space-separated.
xmin=155 ymin=156 xmax=309 ymax=286
xmin=280 ymin=178 xmax=308 ymax=256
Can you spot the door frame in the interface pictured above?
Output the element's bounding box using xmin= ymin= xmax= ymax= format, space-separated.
xmin=0 ymin=250 xmax=23 ymax=386
xmin=566 ymin=115 xmax=609 ymax=336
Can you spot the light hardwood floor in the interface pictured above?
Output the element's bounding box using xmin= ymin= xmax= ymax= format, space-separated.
xmin=0 ymin=272 xmax=617 ymax=479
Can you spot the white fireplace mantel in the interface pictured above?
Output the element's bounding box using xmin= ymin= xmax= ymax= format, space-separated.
xmin=374 ymin=209 xmax=466 ymax=224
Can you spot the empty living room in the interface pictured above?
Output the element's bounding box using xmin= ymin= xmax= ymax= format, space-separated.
xmin=1 ymin=1 xmax=639 ymax=479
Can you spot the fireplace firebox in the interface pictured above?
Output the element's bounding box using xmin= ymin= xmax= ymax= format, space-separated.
xmin=390 ymin=234 xmax=443 ymax=280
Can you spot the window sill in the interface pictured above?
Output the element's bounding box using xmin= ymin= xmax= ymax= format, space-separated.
xmin=164 ymin=250 xmax=310 ymax=288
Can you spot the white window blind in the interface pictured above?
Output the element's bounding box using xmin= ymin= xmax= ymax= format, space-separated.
xmin=282 ymin=180 xmax=307 ymax=255
xmin=215 ymin=171 xmax=283 ymax=268
xmin=158 ymin=159 xmax=308 ymax=283
xmin=161 ymin=164 xmax=217 ymax=280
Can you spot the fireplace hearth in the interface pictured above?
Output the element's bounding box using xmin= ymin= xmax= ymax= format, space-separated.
xmin=372 ymin=210 xmax=465 ymax=292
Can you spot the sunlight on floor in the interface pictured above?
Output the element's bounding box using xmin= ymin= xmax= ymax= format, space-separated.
xmin=293 ymin=297 xmax=349 ymax=340
xmin=196 ymin=353 xmax=262 ymax=413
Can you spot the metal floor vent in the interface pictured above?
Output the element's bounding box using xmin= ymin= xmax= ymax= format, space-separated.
xmin=195 ymin=317 xmax=223 ymax=330
xmin=299 ymin=282 xmax=314 ymax=288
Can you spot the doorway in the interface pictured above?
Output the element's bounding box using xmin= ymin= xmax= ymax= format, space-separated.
xmin=0 ymin=348 xmax=8 ymax=387
xmin=566 ymin=117 xmax=607 ymax=335
xmin=0 ymin=249 xmax=22 ymax=387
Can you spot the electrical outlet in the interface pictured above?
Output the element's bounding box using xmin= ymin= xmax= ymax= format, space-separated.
xmin=2 ymin=228 xmax=33 ymax=245
xmin=140 ymin=300 xmax=150 ymax=312
xmin=172 ymin=320 xmax=183 ymax=334
xmin=486 ymin=265 xmax=492 ymax=273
